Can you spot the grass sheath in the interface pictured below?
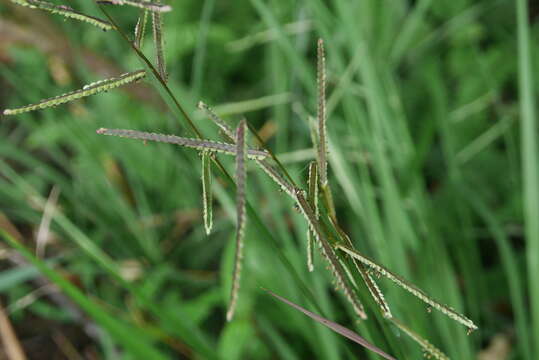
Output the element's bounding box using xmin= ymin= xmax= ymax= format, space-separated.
xmin=3 ymin=70 xmax=146 ymax=115
xmin=227 ymin=120 xmax=248 ymax=321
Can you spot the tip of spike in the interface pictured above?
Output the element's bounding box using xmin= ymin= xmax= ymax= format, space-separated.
xmin=197 ymin=101 xmax=206 ymax=110
xmin=3 ymin=109 xmax=13 ymax=115
xmin=96 ymin=128 xmax=107 ymax=134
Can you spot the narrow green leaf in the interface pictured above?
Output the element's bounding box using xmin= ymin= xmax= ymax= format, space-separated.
xmin=336 ymin=244 xmax=477 ymax=332
xmin=96 ymin=128 xmax=269 ymax=160
xmin=227 ymin=120 xmax=248 ymax=321
xmin=3 ymin=70 xmax=146 ymax=115
xmin=202 ymin=151 xmax=213 ymax=235
xmin=264 ymin=288 xmax=396 ymax=360
xmin=9 ymin=0 xmax=113 ymax=31
xmin=0 ymin=231 xmax=168 ymax=360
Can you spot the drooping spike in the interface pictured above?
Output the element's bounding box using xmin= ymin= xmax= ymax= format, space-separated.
xmin=3 ymin=70 xmax=146 ymax=115
xmin=227 ymin=120 xmax=248 ymax=321
xmin=306 ymin=162 xmax=319 ymax=272
xmin=9 ymin=0 xmax=113 ymax=31
xmin=95 ymin=128 xmax=269 ymax=160
xmin=201 ymin=152 xmax=213 ymax=235
xmin=151 ymin=7 xmax=167 ymax=82
xmin=316 ymin=38 xmax=328 ymax=186
xmin=389 ymin=318 xmax=450 ymax=360
xmin=134 ymin=9 xmax=148 ymax=48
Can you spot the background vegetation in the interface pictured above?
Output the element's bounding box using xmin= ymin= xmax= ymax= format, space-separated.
xmin=0 ymin=0 xmax=537 ymax=358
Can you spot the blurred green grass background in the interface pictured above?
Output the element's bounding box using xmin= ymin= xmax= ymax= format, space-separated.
xmin=0 ymin=0 xmax=538 ymax=358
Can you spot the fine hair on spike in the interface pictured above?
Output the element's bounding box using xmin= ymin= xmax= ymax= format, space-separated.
xmin=306 ymin=162 xmax=319 ymax=272
xmin=152 ymin=8 xmax=167 ymax=82
xmin=317 ymin=38 xmax=328 ymax=186
xmin=9 ymin=0 xmax=113 ymax=31
xmin=227 ymin=120 xmax=248 ymax=321
xmin=3 ymin=70 xmax=145 ymax=115
xmin=264 ymin=289 xmax=397 ymax=360
xmin=97 ymin=0 xmax=172 ymax=12
xmin=134 ymin=9 xmax=148 ymax=48
xmin=389 ymin=318 xmax=449 ymax=360
xmin=96 ymin=128 xmax=269 ymax=160
xmin=201 ymin=152 xmax=213 ymax=235
xmin=336 ymin=244 xmax=477 ymax=331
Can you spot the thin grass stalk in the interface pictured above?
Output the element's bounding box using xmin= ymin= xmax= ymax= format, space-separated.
xmin=95 ymin=128 xmax=269 ymax=160
xmin=201 ymin=152 xmax=213 ymax=235
xmin=336 ymin=244 xmax=477 ymax=331
xmin=3 ymin=70 xmax=146 ymax=115
xmin=389 ymin=318 xmax=449 ymax=360
xmin=227 ymin=120 xmax=248 ymax=321
xmin=9 ymin=0 xmax=113 ymax=31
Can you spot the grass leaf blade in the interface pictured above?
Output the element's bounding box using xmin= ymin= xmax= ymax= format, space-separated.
xmin=264 ymin=288 xmax=396 ymax=360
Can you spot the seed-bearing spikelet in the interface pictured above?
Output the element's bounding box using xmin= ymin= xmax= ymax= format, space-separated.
xmin=294 ymin=188 xmax=367 ymax=320
xmin=227 ymin=120 xmax=248 ymax=321
xmin=97 ymin=0 xmax=171 ymax=12
xmin=390 ymin=318 xmax=449 ymax=360
xmin=316 ymin=38 xmax=328 ymax=187
xmin=134 ymin=10 xmax=148 ymax=48
xmin=9 ymin=0 xmax=113 ymax=31
xmin=3 ymin=70 xmax=146 ymax=115
xmin=152 ymin=3 xmax=167 ymax=82
xmin=197 ymin=101 xmax=235 ymax=141
xmin=201 ymin=152 xmax=213 ymax=235
xmin=336 ymin=244 xmax=477 ymax=331
xmin=95 ymin=128 xmax=269 ymax=160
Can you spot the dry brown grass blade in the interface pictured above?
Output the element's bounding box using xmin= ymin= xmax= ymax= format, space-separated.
xmin=0 ymin=301 xmax=27 ymax=360
xmin=264 ymin=288 xmax=396 ymax=360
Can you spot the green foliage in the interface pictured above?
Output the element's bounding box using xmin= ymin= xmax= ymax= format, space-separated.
xmin=1 ymin=0 xmax=537 ymax=359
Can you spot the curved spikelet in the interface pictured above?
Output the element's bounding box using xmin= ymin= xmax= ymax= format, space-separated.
xmin=97 ymin=0 xmax=171 ymax=12
xmin=389 ymin=318 xmax=449 ymax=360
xmin=197 ymin=101 xmax=235 ymax=141
xmin=134 ymin=10 xmax=148 ymax=48
xmin=3 ymin=70 xmax=146 ymax=115
xmin=96 ymin=128 xmax=269 ymax=160
xmin=201 ymin=152 xmax=213 ymax=235
xmin=152 ymin=8 xmax=167 ymax=81
xmin=316 ymin=38 xmax=328 ymax=186
xmin=9 ymin=0 xmax=113 ymax=31
xmin=294 ymin=189 xmax=367 ymax=320
xmin=306 ymin=162 xmax=319 ymax=272
xmin=227 ymin=120 xmax=248 ymax=321
xmin=336 ymin=244 xmax=477 ymax=331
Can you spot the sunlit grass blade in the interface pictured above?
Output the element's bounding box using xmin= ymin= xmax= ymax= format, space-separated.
xmin=96 ymin=128 xmax=269 ymax=160
xmin=227 ymin=120 xmax=248 ymax=321
xmin=9 ymin=0 xmax=113 ymax=31
xmin=516 ymin=0 xmax=539 ymax=351
xmin=134 ymin=9 xmax=148 ymax=48
xmin=389 ymin=318 xmax=449 ymax=360
xmin=263 ymin=288 xmax=396 ymax=360
xmin=152 ymin=9 xmax=167 ymax=82
xmin=202 ymin=151 xmax=213 ymax=235
xmin=294 ymin=189 xmax=367 ymax=320
xmin=197 ymin=101 xmax=235 ymax=141
xmin=0 ymin=231 xmax=169 ymax=360
xmin=97 ymin=0 xmax=171 ymax=12
xmin=3 ymin=70 xmax=146 ymax=115
xmin=335 ymin=244 xmax=477 ymax=332
xmin=306 ymin=161 xmax=318 ymax=272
